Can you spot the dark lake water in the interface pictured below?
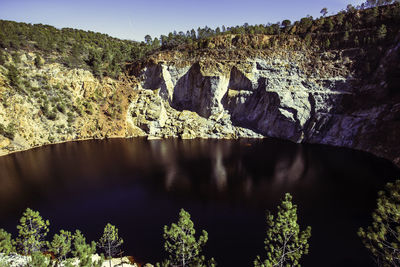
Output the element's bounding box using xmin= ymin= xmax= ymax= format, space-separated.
xmin=0 ymin=138 xmax=399 ymax=266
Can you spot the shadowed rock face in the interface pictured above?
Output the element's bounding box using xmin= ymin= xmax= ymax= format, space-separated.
xmin=140 ymin=57 xmax=348 ymax=144
xmin=126 ymin=89 xmax=262 ymax=139
xmin=137 ymin=44 xmax=400 ymax=166
xmin=171 ymin=62 xmax=229 ymax=118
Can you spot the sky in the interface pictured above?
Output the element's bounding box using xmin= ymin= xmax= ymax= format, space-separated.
xmin=0 ymin=0 xmax=365 ymax=42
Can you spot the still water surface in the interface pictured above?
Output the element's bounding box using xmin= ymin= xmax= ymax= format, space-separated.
xmin=0 ymin=138 xmax=399 ymax=266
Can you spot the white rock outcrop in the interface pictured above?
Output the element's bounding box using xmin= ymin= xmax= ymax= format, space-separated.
xmin=137 ymin=47 xmax=400 ymax=165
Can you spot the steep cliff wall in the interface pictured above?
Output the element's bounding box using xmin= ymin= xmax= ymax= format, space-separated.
xmin=134 ymin=40 xmax=400 ymax=166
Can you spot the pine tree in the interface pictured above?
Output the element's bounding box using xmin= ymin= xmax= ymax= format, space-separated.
xmin=16 ymin=208 xmax=50 ymax=255
xmin=358 ymin=180 xmax=400 ymax=266
xmin=49 ymin=230 xmax=72 ymax=264
xmin=354 ymin=36 xmax=360 ymax=47
xmin=377 ymin=24 xmax=387 ymax=40
xmin=153 ymin=37 xmax=161 ymax=49
xmin=346 ymin=4 xmax=356 ymax=13
xmin=320 ymin=8 xmax=328 ymax=17
xmin=144 ymin=35 xmax=152 ymax=45
xmin=336 ymin=12 xmax=345 ymax=26
xmin=366 ymin=7 xmax=379 ymax=24
xmin=0 ymin=229 xmax=15 ymax=255
xmin=98 ymin=223 xmax=123 ymax=267
xmin=254 ymin=193 xmax=311 ymax=267
xmin=159 ymin=209 xmax=215 ymax=267
xmin=367 ymin=0 xmax=377 ymax=7
xmin=324 ymin=39 xmax=331 ymax=49
xmin=324 ymin=18 xmax=334 ymax=32
xmin=304 ymin=34 xmax=312 ymax=46
xmin=281 ymin=20 xmax=291 ymax=28
xmin=72 ymin=230 xmax=103 ymax=267
xmin=343 ymin=31 xmax=350 ymax=42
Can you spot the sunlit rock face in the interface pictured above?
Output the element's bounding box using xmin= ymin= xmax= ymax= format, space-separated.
xmin=137 ymin=42 xmax=400 ymax=166
xmin=139 ymin=57 xmax=349 ymax=144
xmin=126 ymin=88 xmax=263 ymax=139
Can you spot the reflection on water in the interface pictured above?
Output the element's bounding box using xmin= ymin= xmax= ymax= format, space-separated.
xmin=0 ymin=138 xmax=316 ymax=209
xmin=0 ymin=138 xmax=399 ymax=266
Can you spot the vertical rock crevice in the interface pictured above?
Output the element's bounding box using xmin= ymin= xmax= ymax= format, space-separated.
xmin=171 ymin=62 xmax=229 ymax=118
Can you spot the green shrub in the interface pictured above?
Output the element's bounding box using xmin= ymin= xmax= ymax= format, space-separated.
xmin=41 ymin=104 xmax=57 ymax=120
xmin=0 ymin=122 xmax=17 ymax=140
xmin=0 ymin=229 xmax=15 ymax=255
xmin=34 ymin=54 xmax=44 ymax=68
xmin=83 ymin=102 xmax=93 ymax=115
xmin=49 ymin=230 xmax=72 ymax=262
xmin=72 ymin=230 xmax=103 ymax=267
xmin=57 ymin=102 xmax=66 ymax=114
xmin=67 ymin=112 xmax=75 ymax=124
xmin=29 ymin=251 xmax=50 ymax=267
xmin=6 ymin=65 xmax=20 ymax=88
xmin=0 ymin=51 xmax=7 ymax=65
xmin=11 ymin=52 xmax=20 ymax=64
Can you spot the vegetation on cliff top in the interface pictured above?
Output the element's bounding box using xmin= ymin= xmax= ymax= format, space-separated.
xmin=0 ymin=20 xmax=153 ymax=79
xmin=1 ymin=1 xmax=399 ymax=80
xmin=147 ymin=1 xmax=400 ymax=52
xmin=140 ymin=1 xmax=400 ymax=82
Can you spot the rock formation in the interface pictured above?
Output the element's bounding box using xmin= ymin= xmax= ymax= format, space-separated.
xmin=133 ymin=37 xmax=400 ymax=166
xmin=0 ymin=34 xmax=399 ymax=167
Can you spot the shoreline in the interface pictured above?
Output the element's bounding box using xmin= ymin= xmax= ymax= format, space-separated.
xmin=0 ymin=135 xmax=398 ymax=169
xmin=0 ymin=134 xmax=264 ymax=157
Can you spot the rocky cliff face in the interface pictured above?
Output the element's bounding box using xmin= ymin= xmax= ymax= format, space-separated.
xmin=1 ymin=36 xmax=399 ymax=166
xmin=0 ymin=51 xmax=140 ymax=155
xmin=134 ymin=40 xmax=400 ymax=166
xmin=0 ymin=51 xmax=261 ymax=156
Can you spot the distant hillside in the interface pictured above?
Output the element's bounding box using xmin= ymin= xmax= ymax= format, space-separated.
xmin=0 ymin=20 xmax=154 ymax=78
xmin=1 ymin=2 xmax=399 ymax=79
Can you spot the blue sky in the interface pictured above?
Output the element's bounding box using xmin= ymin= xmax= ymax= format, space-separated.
xmin=0 ymin=0 xmax=364 ymax=42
